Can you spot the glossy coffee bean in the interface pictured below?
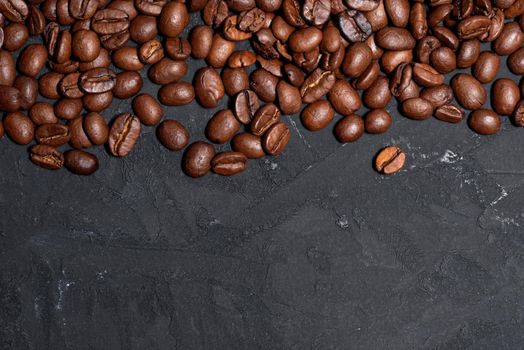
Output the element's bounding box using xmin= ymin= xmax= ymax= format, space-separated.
xmin=194 ymin=67 xmax=224 ymax=108
xmin=420 ymin=84 xmax=453 ymax=108
xmin=231 ymin=132 xmax=264 ymax=159
xmin=468 ymin=109 xmax=501 ymax=135
xmin=68 ymin=116 xmax=92 ymax=149
xmin=83 ymin=112 xmax=109 ymax=145
xmin=138 ymin=39 xmax=164 ymax=64
xmin=189 ymin=25 xmax=213 ymax=59
xmin=222 ymin=67 xmax=249 ymax=96
xmin=276 ymin=80 xmax=301 ymax=115
xmin=92 ymin=9 xmax=129 ymax=35
xmin=164 ymin=37 xmax=191 ymax=60
xmin=148 ymin=58 xmax=188 ymax=85
xmin=159 ymin=1 xmax=188 ymax=38
xmin=493 ymin=22 xmax=524 ymax=56
xmin=334 ymin=114 xmax=364 ymax=143
xmin=39 ymin=72 xmax=63 ymax=99
xmin=18 ymin=44 xmax=48 ymax=77
xmin=206 ymin=34 xmax=236 ymax=68
xmin=79 ymin=48 xmax=111 ymax=72
xmin=328 ymin=79 xmax=361 ymax=115
xmin=451 ymin=73 xmax=486 ymax=110
xmin=0 ymin=0 xmax=28 ymax=23
xmin=508 ymin=47 xmax=524 ymax=75
xmin=30 ymin=144 xmax=64 ymax=170
xmin=401 ymin=97 xmax=434 ymax=120
xmin=250 ymin=68 xmax=279 ymax=102
xmin=472 ymin=52 xmax=500 ymax=84
xmin=206 ymin=109 xmax=240 ymax=144
xmin=211 ymin=152 xmax=247 ymax=176
xmin=183 ymin=141 xmax=216 ymax=177
xmin=0 ymin=50 xmax=16 ymax=86
xmin=157 ymin=119 xmax=190 ymax=151
xmin=82 ymin=91 xmax=113 ymax=112
xmin=363 ymin=76 xmax=391 ymax=109
xmin=3 ymin=22 xmax=29 ymax=51
xmin=412 ymin=63 xmax=444 ymax=87
xmin=72 ymin=30 xmax=100 ymax=62
xmin=4 ymin=111 xmax=34 ymax=144
xmin=375 ymin=146 xmax=405 ymax=174
xmin=54 ymin=98 xmax=83 ymax=120
xmin=434 ymin=104 xmax=464 ymax=123
xmin=13 ymin=75 xmax=38 ymax=110
xmin=342 ymin=43 xmax=372 ymax=78
xmin=108 ymin=113 xmax=141 ymax=157
xmin=79 ymin=68 xmax=116 ymax=94
xmin=491 ymin=78 xmax=520 ymax=116
xmin=29 ymin=102 xmax=58 ymax=125
xmin=457 ymin=39 xmax=481 ymax=68
xmin=64 ymin=149 xmax=99 ymax=175
xmin=0 ymin=85 xmax=21 ymax=112
xmin=429 ymin=47 xmax=456 ymax=74
xmin=375 ymin=27 xmax=415 ymax=50
xmin=158 ymin=82 xmax=195 ymax=106
xmin=129 ymin=15 xmax=157 ymax=44
xmin=262 ymin=121 xmax=290 ymax=156
xmin=251 ymin=103 xmax=280 ymax=136
xmin=300 ymin=68 xmax=336 ymax=103
xmin=113 ymin=71 xmax=143 ymax=99
xmin=132 ymin=94 xmax=163 ymax=126
xmin=112 ymin=46 xmax=144 ymax=71
xmin=385 ymin=0 xmax=409 ymax=28
xmin=300 ymin=100 xmax=334 ymax=131
xmin=35 ymin=123 xmax=70 ymax=146
xmin=364 ymin=109 xmax=391 ymax=134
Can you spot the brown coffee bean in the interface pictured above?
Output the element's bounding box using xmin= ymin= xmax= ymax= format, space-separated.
xmin=79 ymin=48 xmax=111 ymax=72
xmin=468 ymin=109 xmax=500 ymax=135
xmin=250 ymin=68 xmax=279 ymax=102
xmin=138 ymin=39 xmax=164 ymax=65
xmin=18 ymin=44 xmax=48 ymax=77
xmin=113 ymin=71 xmax=143 ymax=99
xmin=135 ymin=0 xmax=167 ymax=16
xmin=35 ymin=123 xmax=70 ymax=146
xmin=203 ymin=0 xmax=228 ymax=28
xmin=4 ymin=111 xmax=34 ymax=144
xmin=222 ymin=67 xmax=249 ymax=96
xmin=493 ymin=22 xmax=524 ymax=56
xmin=513 ymin=100 xmax=524 ymax=127
xmin=112 ymin=46 xmax=145 ymax=71
xmin=414 ymin=35 xmax=440 ymax=64
xmin=69 ymin=0 xmax=98 ymax=20
xmin=206 ymin=109 xmax=240 ymax=144
xmin=375 ymin=27 xmax=415 ymax=50
xmin=491 ymin=78 xmax=520 ymax=116
xmin=283 ymin=64 xmax=305 ymax=87
xmin=472 ymin=51 xmax=500 ymax=84
xmin=508 ymin=47 xmax=524 ymax=75
xmin=364 ymin=109 xmax=391 ymax=133
xmin=300 ymin=68 xmax=336 ymax=103
xmin=401 ymin=97 xmax=434 ymax=120
xmin=227 ymin=50 xmax=256 ymax=69
xmin=231 ymin=132 xmax=264 ymax=159
xmin=68 ymin=116 xmax=92 ymax=149
xmin=420 ymin=84 xmax=453 ymax=108
xmin=13 ymin=75 xmax=38 ymax=110
xmin=29 ymin=102 xmax=58 ymax=125
xmin=410 ymin=2 xmax=427 ymax=39
xmin=92 ymin=9 xmax=129 ymax=35
xmin=28 ymin=5 xmax=46 ymax=36
xmin=456 ymin=16 xmax=491 ymax=40
xmin=108 ymin=113 xmax=141 ymax=157
xmin=0 ymin=0 xmax=28 ymax=22
xmin=412 ymin=63 xmax=445 ymax=87
xmin=189 ymin=25 xmax=213 ymax=59
xmin=353 ymin=61 xmax=380 ymax=90
xmin=375 ymin=146 xmax=405 ymax=174
xmin=301 ymin=100 xmax=334 ymax=131
xmin=183 ymin=141 xmax=216 ymax=177
xmin=389 ymin=63 xmax=412 ymax=97
xmin=363 ymin=75 xmax=391 ymax=109
xmin=148 ymin=58 xmax=188 ymax=85
xmin=132 ymin=93 xmax=163 ymax=126
xmin=429 ymin=47 xmax=456 ymax=74
xmin=451 ymin=73 xmax=486 ymax=110
xmin=206 ymin=34 xmax=236 ymax=68
xmin=457 ymin=38 xmax=481 ymax=68
xmin=223 ymin=15 xmax=252 ymax=42
xmin=129 ymin=15 xmax=157 ymax=44
xmin=0 ymin=85 xmax=21 ymax=112
xmin=288 ymin=27 xmax=322 ymax=53
xmin=82 ymin=91 xmax=113 ymax=112
xmin=83 ymin=112 xmax=109 ymax=145
xmin=365 ymin=1 xmax=388 ymax=31
xmin=39 ymin=72 xmax=63 ymax=99
xmin=30 ymin=144 xmax=64 ymax=170
xmin=157 ymin=119 xmax=189 ymax=151
xmin=262 ymin=121 xmax=290 ymax=156
xmin=385 ymin=0 xmax=409 ymax=28
xmin=234 ymin=89 xmax=260 ymax=124
xmin=0 ymin=50 xmax=16 ymax=86
xmin=270 ymin=15 xmax=295 ymax=42
xmin=3 ymin=23 xmax=29 ymax=51
xmin=164 ymin=37 xmax=191 ymax=61
xmin=59 ymin=72 xmax=84 ymax=99
xmin=342 ymin=42 xmax=372 ymax=77
xmin=251 ymin=103 xmax=280 ymax=136
xmin=49 ymin=60 xmax=79 ymax=74
xmin=79 ymin=68 xmax=116 ymax=94
xmin=211 ymin=152 xmax=247 ymax=176
xmin=334 ymin=114 xmax=364 ymax=143
xmin=159 ymin=1 xmax=188 ymax=37
xmin=276 ymin=80 xmax=301 ymax=115
xmin=380 ymin=49 xmax=413 ymax=74
xmin=64 ymin=149 xmax=99 ymax=175
xmin=321 ymin=26 xmax=341 ymax=53
xmin=193 ymin=67 xmax=224 ymax=108
xmin=54 ymin=98 xmax=83 ymax=120
xmin=434 ymin=104 xmax=464 ymax=123
xmin=328 ymin=79 xmax=361 ymax=115
xmin=239 ymin=7 xmax=266 ymax=32
xmin=158 ymin=82 xmax=195 ymax=106
xmin=338 ymin=9 xmax=372 ymax=42
xmin=72 ymin=30 xmax=100 ymax=62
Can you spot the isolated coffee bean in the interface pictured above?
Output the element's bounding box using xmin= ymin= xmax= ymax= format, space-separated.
xmin=158 ymin=82 xmax=195 ymax=106
xmin=30 ymin=144 xmax=64 ymax=170
xmin=132 ymin=94 xmax=163 ymax=126
xmin=64 ymin=150 xmax=99 ymax=175
xmin=262 ymin=121 xmax=290 ymax=156
xmin=420 ymin=84 xmax=453 ymax=108
xmin=4 ymin=111 xmax=34 ymax=144
xmin=108 ymin=113 xmax=141 ymax=157
xmin=183 ymin=141 xmax=216 ymax=177
xmin=83 ymin=112 xmax=109 ymax=145
xmin=472 ymin=52 xmax=500 ymax=84
xmin=375 ymin=146 xmax=405 ymax=174
xmin=157 ymin=119 xmax=190 ymax=151
xmin=451 ymin=73 xmax=486 ymax=110
xmin=206 ymin=109 xmax=240 ymax=144
xmin=401 ymin=97 xmax=434 ymax=120
xmin=194 ymin=67 xmax=224 ymax=108
xmin=211 ymin=152 xmax=247 ymax=176
xmin=491 ymin=78 xmax=520 ymax=116
xmin=36 ymin=123 xmax=70 ymax=146
xmin=434 ymin=104 xmax=464 ymax=123
xmin=364 ymin=109 xmax=391 ymax=134
xmin=363 ymin=76 xmax=391 ymax=109
xmin=231 ymin=132 xmax=265 ymax=159
xmin=113 ymin=71 xmax=143 ymax=99
xmin=0 ymin=85 xmax=21 ymax=112
xmin=469 ymin=109 xmax=501 ymax=135
xmin=29 ymin=102 xmax=58 ymax=125
xmin=301 ymin=100 xmax=334 ymax=131
xmin=251 ymin=103 xmax=280 ymax=136
xmin=334 ymin=114 xmax=364 ymax=143
xmin=222 ymin=67 xmax=249 ymax=97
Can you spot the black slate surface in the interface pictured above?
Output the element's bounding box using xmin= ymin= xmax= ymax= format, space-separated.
xmin=2 ymin=13 xmax=524 ymax=350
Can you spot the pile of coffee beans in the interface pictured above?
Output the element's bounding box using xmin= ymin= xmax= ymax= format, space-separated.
xmin=0 ymin=0 xmax=522 ymax=177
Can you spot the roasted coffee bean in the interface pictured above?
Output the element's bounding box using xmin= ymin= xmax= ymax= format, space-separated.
xmin=434 ymin=104 xmax=464 ymax=123
xmin=375 ymin=27 xmax=416 ymax=50
xmin=251 ymin=28 xmax=278 ymax=59
xmin=281 ymin=0 xmax=305 ymax=27
xmin=79 ymin=68 xmax=116 ymax=94
xmin=412 ymin=63 xmax=445 ymax=87
xmin=99 ymin=30 xmax=130 ymax=51
xmin=420 ymin=84 xmax=453 ymax=108
xmin=71 ymin=19 xmax=91 ymax=32
xmin=365 ymin=0 xmax=388 ymax=31
xmin=227 ymin=51 xmax=256 ymax=69
xmin=487 ymin=8 xmax=505 ymax=42
xmin=432 ymin=26 xmax=459 ymax=50
xmin=35 ymin=123 xmax=70 ymax=146
xmin=135 ymin=0 xmax=167 ymax=16
xmin=339 ymin=10 xmax=372 ymax=42
xmin=301 ymin=0 xmax=330 ymax=25
xmin=69 ymin=0 xmax=98 ymax=20
xmin=251 ymin=103 xmax=280 ymax=136
xmin=59 ymin=72 xmax=83 ymax=98
xmin=300 ymin=100 xmax=334 ymax=131
xmin=410 ymin=2 xmax=427 ymax=39
xmin=231 ymin=132 xmax=264 ymax=158
xmin=288 ymin=27 xmax=322 ymax=53
xmin=384 ymin=0 xmax=409 ymax=28
xmin=513 ymin=100 xmax=524 ymax=127
xmin=79 ymin=48 xmax=111 ymax=72
xmin=211 ymin=152 xmax=247 ymax=176
xmin=300 ymin=68 xmax=335 ymax=103
xmin=44 ymin=22 xmax=59 ymax=55
xmin=320 ymin=26 xmax=341 ymax=53
xmin=451 ymin=73 xmax=486 ymax=110
xmin=238 ymin=8 xmax=266 ymax=32
xmin=4 ymin=111 xmax=34 ymax=144
xmin=159 ymin=1 xmax=188 ymax=38
xmin=380 ymin=49 xmax=413 ymax=73
xmin=342 ymin=42 xmax=372 ymax=78
xmin=456 ymin=16 xmax=491 ymax=40
xmin=129 ymin=15 xmax=157 ymax=44
xmin=472 ymin=51 xmax=499 ymax=84
xmin=148 ymin=58 xmax=187 ymax=85
xmin=334 ymin=114 xmax=364 ymax=143
xmin=262 ymin=121 xmax=290 ymax=156
xmin=270 ymin=15 xmax=294 ymax=42
xmin=193 ymin=67 xmax=224 ymax=108
xmin=363 ymin=76 xmax=391 ymax=109
xmin=0 ymin=50 xmax=16 ymax=86
xmin=54 ymin=30 xmax=72 ymax=63
xmin=389 ymin=63 xmax=412 ymax=97
xmin=41 ymin=0 xmax=57 ymax=22
xmin=18 ymin=44 xmax=47 ymax=77
xmin=283 ymin=64 xmax=305 ymax=87
xmin=415 ymin=35 xmax=441 ymax=64
xmin=30 ymin=144 xmax=64 ymax=170
xmin=3 ymin=23 xmax=29 ymax=51
xmin=54 ymin=98 xmax=82 ymax=120
xmin=469 ymin=109 xmax=500 ymax=135
xmin=113 ymin=71 xmax=142 ymax=99
xmin=108 ymin=113 xmax=141 ymax=157
xmin=222 ymin=67 xmax=249 ymax=96
xmin=183 ymin=141 xmax=215 ymax=177
xmin=13 ymin=76 xmax=38 ymax=110
xmin=493 ymin=22 xmax=524 ymax=56
xmin=72 ymin=30 xmax=100 ymax=62
xmin=207 ymin=34 xmax=236 ymax=68
xmin=92 ymin=9 xmax=129 ymax=35
xmin=83 ymin=91 xmax=113 ymax=112
xmin=164 ymin=37 xmax=191 ymax=61
xmin=234 ymin=89 xmax=260 ymax=124
xmin=29 ymin=102 xmax=58 ymax=125
xmin=430 ymin=47 xmax=456 ymax=74
xmin=39 ymin=72 xmax=62 ymax=100
xmin=223 ymin=15 xmax=251 ymax=42
xmin=457 ymin=38 xmax=481 ymax=68
xmin=491 ymin=78 xmax=520 ymax=116
xmin=157 ymin=119 xmax=189 ymax=151
xmin=364 ymin=109 xmax=391 ymax=133
xmin=64 ymin=149 xmax=98 ymax=175
xmin=345 ymin=0 xmax=379 ymax=13
xmin=508 ymin=47 xmax=524 ymax=75
xmin=68 ymin=116 xmax=92 ymax=149
xmin=401 ymin=97 xmax=434 ymax=120
xmin=292 ymin=47 xmax=321 ymax=72
xmin=375 ymin=146 xmax=405 ymax=174
xmin=158 ymin=82 xmax=195 ymax=106
xmin=0 ymin=0 xmax=28 ymax=22
xmin=206 ymin=109 xmax=240 ymax=144
xmin=189 ymin=25 xmax=213 ymax=59
xmin=203 ymin=0 xmax=228 ymax=28
xmin=276 ymin=80 xmax=301 ymax=115
xmin=250 ymin=68 xmax=279 ymax=102
xmin=328 ymin=79 xmax=361 ymax=115
xmin=0 ymin=85 xmax=21 ymax=112
xmin=83 ymin=112 xmax=108 ymax=144
xmin=132 ymin=93 xmax=163 ymax=126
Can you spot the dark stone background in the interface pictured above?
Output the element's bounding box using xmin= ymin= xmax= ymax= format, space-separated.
xmin=2 ymin=13 xmax=524 ymax=350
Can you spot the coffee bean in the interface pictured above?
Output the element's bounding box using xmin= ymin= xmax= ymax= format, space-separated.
xmin=4 ymin=111 xmax=34 ymax=144
xmin=288 ymin=27 xmax=322 ymax=53
xmin=401 ymin=97 xmax=434 ymax=120
xmin=282 ymin=0 xmax=305 ymax=27
xmin=92 ymin=9 xmax=129 ymax=35
xmin=410 ymin=2 xmax=427 ymax=39
xmin=203 ymin=0 xmax=228 ymax=28
xmin=456 ymin=16 xmax=491 ymax=40
xmin=270 ymin=15 xmax=295 ymax=42
xmin=468 ymin=109 xmax=501 ymax=135
xmin=375 ymin=146 xmax=405 ymax=174
xmin=334 ymin=114 xmax=364 ymax=143
xmin=0 ymin=50 xmax=16 ymax=86
xmin=158 ymin=2 xmax=188 ymax=38
xmin=328 ymin=79 xmax=361 ymax=115
xmin=513 ymin=100 xmax=524 ymax=127
xmin=375 ymin=27 xmax=415 ymax=50
xmin=234 ymin=89 xmax=260 ymax=124
xmin=72 ymin=30 xmax=100 ymax=62
xmin=251 ymin=103 xmax=280 ymax=136
xmin=364 ymin=109 xmax=391 ymax=133
xmin=239 ymin=7 xmax=266 ymax=32
xmin=79 ymin=68 xmax=116 ymax=94
xmin=451 ymin=73 xmax=486 ymax=110
xmin=276 ymin=80 xmax=301 ymax=115
xmin=472 ymin=51 xmax=500 ymax=84
xmin=227 ymin=51 xmax=256 ymax=69
xmin=223 ymin=15 xmax=252 ymax=42
xmin=491 ymin=78 xmax=520 ymax=116
xmin=300 ymin=68 xmax=336 ymax=103
xmin=206 ymin=109 xmax=240 ymax=144
xmin=3 ymin=23 xmax=29 ymax=52
xmin=30 ymin=102 xmax=58 ymax=125
xmin=222 ymin=67 xmax=249 ymax=96
xmin=157 ymin=119 xmax=190 ymax=151
xmin=231 ymin=132 xmax=265 ymax=158
xmin=18 ymin=44 xmax=48 ymax=77
xmin=493 ymin=22 xmax=523 ymax=55
xmin=434 ymin=104 xmax=464 ymax=123
xmin=194 ymin=67 xmax=225 ymax=108
xmin=68 ymin=116 xmax=92 ymax=149
xmin=363 ymin=75 xmax=392 ymax=109
xmin=148 ymin=58 xmax=188 ymax=85
xmin=0 ymin=0 xmax=28 ymax=22
xmin=283 ymin=64 xmax=305 ymax=87
xmin=108 ymin=113 xmax=141 ymax=157
xmin=112 ymin=47 xmax=145 ymax=71
xmin=59 ymin=72 xmax=84 ymax=99
xmin=420 ymin=84 xmax=453 ymax=108
xmin=54 ymin=98 xmax=83 ymax=120
xmin=301 ymin=100 xmax=334 ymax=131
xmin=132 ymin=93 xmax=163 ymax=126
xmin=250 ymin=68 xmax=279 ymax=102
xmin=342 ymin=42 xmax=372 ymax=78
xmin=13 ymin=75 xmax=38 ymax=110
xmin=129 ymin=15 xmax=157 ymax=44
xmin=385 ymin=0 xmax=409 ymax=28
xmin=80 ymin=48 xmax=111 ymax=72
xmin=113 ymin=71 xmax=143 ymax=99
xmin=0 ymin=85 xmax=21 ymax=112
xmin=164 ymin=37 xmax=191 ymax=61
xmin=262 ymin=121 xmax=290 ymax=155
xmin=158 ymin=82 xmax=195 ymax=106
xmin=211 ymin=152 xmax=247 ymax=175
xmin=64 ymin=149 xmax=99 ymax=175
xmin=412 ymin=63 xmax=445 ymax=87
xmin=36 ymin=123 xmax=70 ymax=146
xmin=28 ymin=6 xmax=45 ymax=35
xmin=365 ymin=1 xmax=388 ymax=32
xmin=30 ymin=144 xmax=64 ymax=170
xmin=302 ymin=0 xmax=330 ymax=25
xmin=507 ymin=47 xmax=524 ymax=75
xmin=83 ymin=112 xmax=109 ymax=145
xmin=339 ymin=9 xmax=372 ymax=42
xmin=207 ymin=34 xmax=236 ymax=68
xmin=457 ymin=38 xmax=481 ymax=68
xmin=39 ymin=72 xmax=63 ymax=100
xmin=69 ymin=0 xmax=98 ymax=20
xmin=415 ymin=35 xmax=440 ymax=64
xmin=321 ymin=26 xmax=341 ymax=53
xmin=83 ymin=91 xmax=113 ymax=112
xmin=380 ymin=49 xmax=413 ymax=74
xmin=353 ymin=61 xmax=380 ymax=90
xmin=189 ymin=25 xmax=213 ymax=59
xmin=138 ymin=39 xmax=164 ymax=65
xmin=183 ymin=141 xmax=216 ymax=177
xmin=135 ymin=0 xmax=167 ymax=16
xmin=430 ymin=47 xmax=456 ymax=74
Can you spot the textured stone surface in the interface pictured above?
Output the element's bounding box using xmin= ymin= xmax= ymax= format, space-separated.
xmin=1 ymin=15 xmax=524 ymax=350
